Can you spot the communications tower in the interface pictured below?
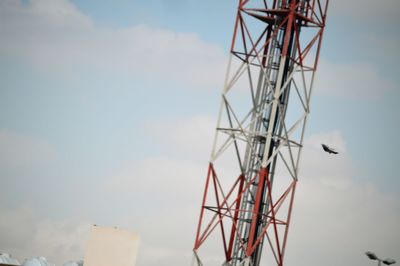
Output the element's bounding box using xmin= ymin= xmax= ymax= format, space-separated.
xmin=193 ymin=0 xmax=329 ymax=265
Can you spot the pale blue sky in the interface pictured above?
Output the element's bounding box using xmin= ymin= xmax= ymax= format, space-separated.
xmin=0 ymin=0 xmax=399 ymax=265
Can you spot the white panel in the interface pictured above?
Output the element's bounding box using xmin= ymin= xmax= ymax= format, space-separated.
xmin=84 ymin=226 xmax=139 ymax=266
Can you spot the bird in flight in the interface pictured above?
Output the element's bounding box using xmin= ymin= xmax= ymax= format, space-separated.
xmin=321 ymin=144 xmax=338 ymax=154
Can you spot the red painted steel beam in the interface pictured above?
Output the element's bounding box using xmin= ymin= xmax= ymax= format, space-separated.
xmin=246 ymin=167 xmax=268 ymax=256
xmin=194 ymin=163 xmax=213 ymax=250
xmin=211 ymin=166 xmax=230 ymax=260
xmin=227 ymin=174 xmax=245 ymax=261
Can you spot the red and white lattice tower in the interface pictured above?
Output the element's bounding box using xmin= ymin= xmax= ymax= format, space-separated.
xmin=193 ymin=0 xmax=329 ymax=265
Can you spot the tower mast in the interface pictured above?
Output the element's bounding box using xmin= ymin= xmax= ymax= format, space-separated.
xmin=193 ymin=1 xmax=329 ymax=265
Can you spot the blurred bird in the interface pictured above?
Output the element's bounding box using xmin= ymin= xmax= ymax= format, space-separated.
xmin=321 ymin=144 xmax=338 ymax=154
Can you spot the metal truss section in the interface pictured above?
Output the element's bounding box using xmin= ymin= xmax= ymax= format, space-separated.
xmin=193 ymin=1 xmax=329 ymax=265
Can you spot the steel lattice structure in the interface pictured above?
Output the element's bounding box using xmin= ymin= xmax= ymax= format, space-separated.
xmin=193 ymin=0 xmax=329 ymax=265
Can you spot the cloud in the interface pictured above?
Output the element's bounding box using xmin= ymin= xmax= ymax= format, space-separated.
xmin=285 ymin=131 xmax=400 ymax=265
xmin=287 ymin=178 xmax=400 ymax=265
xmin=103 ymin=157 xmax=206 ymax=266
xmin=331 ymin=0 xmax=400 ymax=20
xmin=0 ymin=206 xmax=91 ymax=265
xmin=315 ymin=60 xmax=396 ymax=99
xmin=300 ymin=131 xmax=352 ymax=189
xmin=0 ymin=0 xmax=226 ymax=88
xmin=104 ymin=113 xmax=240 ymax=266
xmin=103 ymin=115 xmax=243 ymax=266
xmin=289 ymin=180 xmax=400 ymax=266
xmin=105 ymin=157 xmax=205 ymax=204
xmin=32 ymin=219 xmax=90 ymax=265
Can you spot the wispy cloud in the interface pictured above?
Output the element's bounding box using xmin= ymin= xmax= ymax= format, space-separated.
xmin=316 ymin=60 xmax=396 ymax=99
xmin=331 ymin=0 xmax=400 ymax=20
xmin=0 ymin=0 xmax=226 ymax=89
xmin=0 ymin=206 xmax=90 ymax=265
